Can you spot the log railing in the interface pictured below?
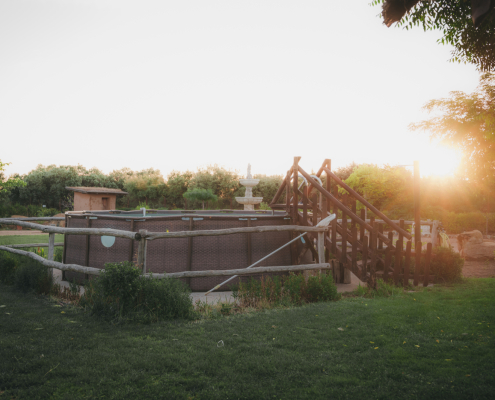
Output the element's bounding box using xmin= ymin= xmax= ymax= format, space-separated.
xmin=0 ymin=218 xmax=333 ymax=282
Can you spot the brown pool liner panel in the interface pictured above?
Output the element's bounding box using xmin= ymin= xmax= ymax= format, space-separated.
xmin=63 ymin=214 xmax=294 ymax=290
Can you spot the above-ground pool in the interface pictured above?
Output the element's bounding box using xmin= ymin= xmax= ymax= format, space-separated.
xmin=63 ymin=210 xmax=305 ymax=291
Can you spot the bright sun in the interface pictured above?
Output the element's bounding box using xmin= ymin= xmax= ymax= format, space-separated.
xmin=417 ymin=145 xmax=461 ymax=177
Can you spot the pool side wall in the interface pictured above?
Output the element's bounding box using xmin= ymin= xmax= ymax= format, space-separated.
xmin=64 ymin=211 xmax=305 ymax=291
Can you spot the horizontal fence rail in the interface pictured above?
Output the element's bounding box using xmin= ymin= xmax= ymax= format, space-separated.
xmin=0 ymin=218 xmax=333 ymax=288
xmin=0 ymin=217 xmax=65 ymax=221
xmin=0 ymin=219 xmax=330 ymax=241
xmin=146 ymin=263 xmax=331 ymax=279
xmin=0 ymin=246 xmax=102 ymax=275
xmin=4 ymin=242 xmax=64 ymax=249
xmin=0 ymin=245 xmax=332 ymax=280
xmin=0 ymin=219 xmax=139 ymax=240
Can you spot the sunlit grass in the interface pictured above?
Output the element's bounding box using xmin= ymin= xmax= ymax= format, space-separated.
xmin=0 ymin=279 xmax=494 ymax=399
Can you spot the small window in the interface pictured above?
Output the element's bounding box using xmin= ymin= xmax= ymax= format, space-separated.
xmin=102 ymin=197 xmax=109 ymax=210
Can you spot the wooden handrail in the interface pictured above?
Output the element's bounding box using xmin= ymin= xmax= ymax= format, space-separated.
xmin=322 ymin=167 xmax=412 ymax=239
xmin=269 ymin=166 xmax=293 ymax=206
xmin=297 ymin=167 xmax=394 ymax=245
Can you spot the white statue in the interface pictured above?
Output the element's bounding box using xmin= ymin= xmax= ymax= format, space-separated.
xmin=247 ymin=163 xmax=252 ymax=179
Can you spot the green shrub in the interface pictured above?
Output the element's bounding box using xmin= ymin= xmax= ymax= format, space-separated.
xmin=429 ymin=247 xmax=464 ymax=283
xmin=410 ymin=246 xmax=464 ymax=283
xmin=54 ymin=247 xmax=63 ymax=262
xmin=13 ymin=258 xmax=52 ymax=294
xmin=232 ymin=272 xmax=340 ymax=309
xmin=0 ymin=252 xmax=19 ymax=284
xmin=80 ymin=262 xmax=194 ymax=323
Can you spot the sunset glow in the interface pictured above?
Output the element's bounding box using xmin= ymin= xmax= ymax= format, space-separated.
xmin=417 ymin=145 xmax=462 ymax=177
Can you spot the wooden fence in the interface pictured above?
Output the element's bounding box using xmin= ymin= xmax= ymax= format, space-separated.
xmin=0 ymin=218 xmax=333 ymax=283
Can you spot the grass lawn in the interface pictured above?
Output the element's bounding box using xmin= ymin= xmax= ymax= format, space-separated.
xmin=0 ymin=279 xmax=494 ymax=399
xmin=0 ymin=235 xmax=64 ymax=246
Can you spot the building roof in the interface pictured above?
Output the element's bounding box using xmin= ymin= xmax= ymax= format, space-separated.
xmin=65 ymin=187 xmax=128 ymax=195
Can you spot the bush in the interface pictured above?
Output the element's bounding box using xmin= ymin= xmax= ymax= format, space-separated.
xmin=13 ymin=258 xmax=52 ymax=294
xmin=0 ymin=252 xmax=18 ymax=284
xmin=410 ymin=246 xmax=464 ymax=283
xmin=0 ymin=203 xmax=60 ymax=219
xmin=232 ymin=272 xmax=340 ymax=309
xmin=429 ymin=247 xmax=464 ymax=283
xmin=80 ymin=262 xmax=194 ymax=323
xmin=54 ymin=247 xmax=63 ymax=262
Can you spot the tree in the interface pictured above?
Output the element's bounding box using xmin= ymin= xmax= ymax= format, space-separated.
xmin=183 ymin=188 xmax=218 ymax=210
xmin=341 ymin=164 xmax=412 ymax=214
xmin=165 ymin=170 xmax=193 ymax=209
xmin=188 ymin=165 xmax=240 ymax=208
xmin=375 ymin=0 xmax=495 ymax=71
xmin=252 ymin=174 xmax=284 ymax=204
xmin=410 ymin=72 xmax=495 ymax=183
xmin=0 ymin=160 xmax=26 ymax=201
xmin=124 ymin=168 xmax=166 ymax=207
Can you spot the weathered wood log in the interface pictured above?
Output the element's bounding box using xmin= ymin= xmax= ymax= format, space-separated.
xmin=0 ymin=219 xmax=139 ymax=240
xmin=0 ymin=246 xmax=101 ymax=275
xmin=146 ymin=224 xmax=329 ymax=240
xmin=4 ymin=242 xmax=64 ymax=248
xmin=147 ymin=263 xmax=332 ymax=279
xmin=0 ymin=217 xmax=64 ymax=221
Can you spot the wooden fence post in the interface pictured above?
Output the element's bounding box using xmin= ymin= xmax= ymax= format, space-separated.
xmin=423 ymin=242 xmax=432 ymax=286
xmin=128 ymin=219 xmax=135 ymax=262
xmin=414 ymin=160 xmax=421 ymax=243
xmin=431 ymin=220 xmax=439 ymax=247
xmin=383 ymin=231 xmax=393 ymax=282
xmin=361 ymin=235 xmax=368 ymax=281
xmin=285 ymin=171 xmax=291 ymax=214
xmin=62 ymin=214 xmax=68 ymax=281
xmin=48 ymin=232 xmax=55 ymax=280
xmin=403 ymin=241 xmax=412 ymax=287
xmin=414 ymin=241 xmax=422 ymax=286
xmin=292 ymin=157 xmax=299 ymax=224
xmin=318 ymin=231 xmax=325 ymax=276
xmin=302 ymin=186 xmax=308 ymax=226
xmin=137 ymin=229 xmax=148 ymax=274
xmin=85 ymin=217 xmax=91 ymax=281
xmin=369 ymin=222 xmax=378 ymax=289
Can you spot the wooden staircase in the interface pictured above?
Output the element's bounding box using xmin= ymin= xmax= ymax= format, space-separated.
xmin=270 ymin=157 xmax=434 ymax=287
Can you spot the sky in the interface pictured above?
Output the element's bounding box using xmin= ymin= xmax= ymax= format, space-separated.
xmin=0 ymin=0 xmax=481 ymax=180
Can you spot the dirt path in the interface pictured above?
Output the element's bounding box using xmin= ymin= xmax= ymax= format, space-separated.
xmin=463 ymin=260 xmax=495 ymax=278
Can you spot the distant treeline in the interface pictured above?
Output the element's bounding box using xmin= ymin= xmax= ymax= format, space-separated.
xmin=1 ymin=164 xmax=286 ymax=212
xmin=1 ymin=163 xmax=494 ymax=233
